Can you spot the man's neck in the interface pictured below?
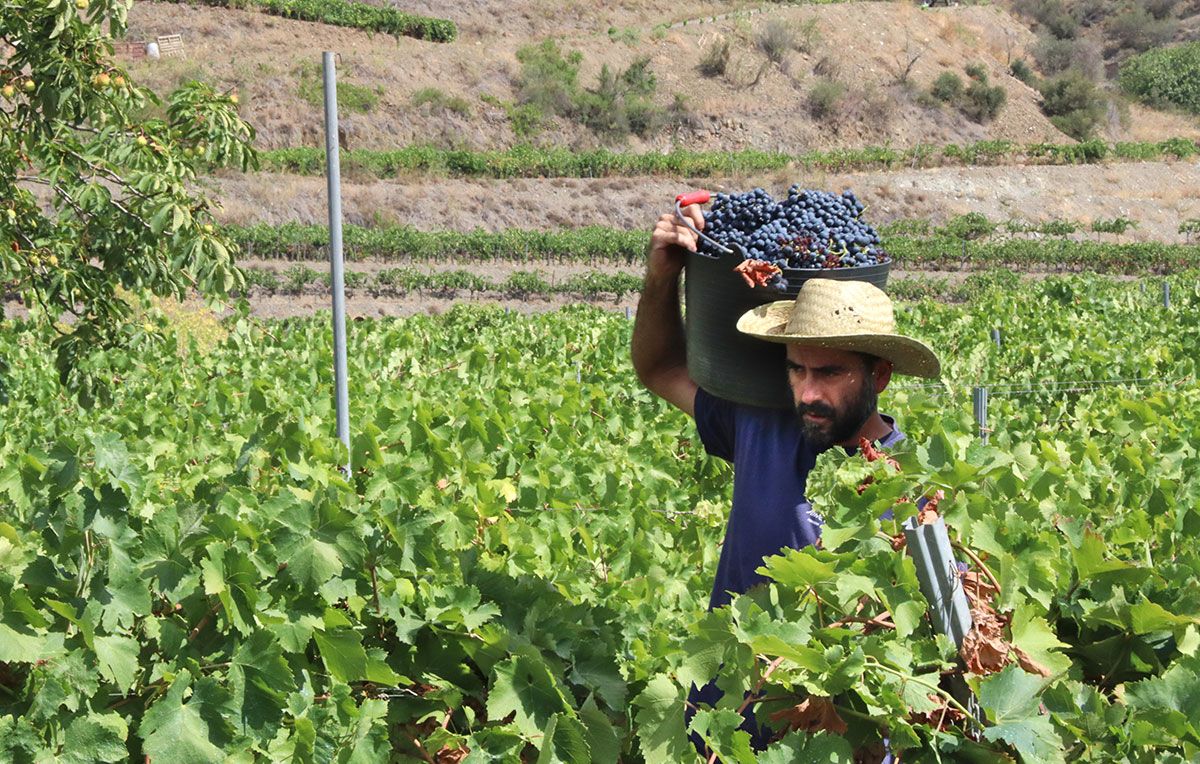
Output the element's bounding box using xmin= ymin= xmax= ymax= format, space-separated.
xmin=839 ymin=412 xmax=892 ymax=449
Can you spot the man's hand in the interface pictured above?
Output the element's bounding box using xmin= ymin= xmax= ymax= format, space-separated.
xmin=647 ymin=204 xmax=704 ymax=277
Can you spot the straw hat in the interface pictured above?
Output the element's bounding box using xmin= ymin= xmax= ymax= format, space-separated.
xmin=736 ymin=279 xmax=941 ymax=378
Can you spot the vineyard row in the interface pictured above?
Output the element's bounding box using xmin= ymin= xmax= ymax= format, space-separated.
xmin=236 ymin=265 xmax=1188 ymax=305
xmin=227 ymin=223 xmax=1200 ymax=273
xmin=151 ymin=0 xmax=456 ymax=42
xmin=256 ymin=137 xmax=1200 ymax=179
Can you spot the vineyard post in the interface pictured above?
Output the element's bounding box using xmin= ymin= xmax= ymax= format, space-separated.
xmin=324 ymin=51 xmax=351 ymax=474
xmin=625 ymin=306 xmax=632 ymax=320
xmin=991 ymin=327 xmax=1001 ymax=348
xmin=973 ymin=386 xmax=989 ymax=445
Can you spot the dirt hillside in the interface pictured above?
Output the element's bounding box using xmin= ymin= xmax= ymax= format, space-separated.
xmin=122 ymin=1 xmax=1198 ymax=153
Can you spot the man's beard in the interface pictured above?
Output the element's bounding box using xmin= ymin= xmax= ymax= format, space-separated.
xmin=795 ymin=374 xmax=878 ymax=451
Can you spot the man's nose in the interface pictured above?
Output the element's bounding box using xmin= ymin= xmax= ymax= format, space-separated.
xmin=795 ymin=379 xmax=824 ymax=406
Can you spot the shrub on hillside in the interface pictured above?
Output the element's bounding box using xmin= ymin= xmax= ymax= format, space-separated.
xmin=1034 ymin=34 xmax=1104 ymax=78
xmin=931 ymin=72 xmax=964 ymax=102
xmin=1014 ymin=0 xmax=1079 ymax=38
xmin=757 ymin=19 xmax=796 ymax=64
xmin=516 ymin=40 xmax=582 ymax=117
xmin=698 ymin=37 xmax=731 ymax=77
xmin=1072 ymin=0 xmax=1119 ymax=27
xmin=516 ymin=41 xmax=672 ymax=139
xmin=964 ymin=62 xmax=989 ymax=81
xmin=808 ymin=78 xmax=845 ymax=119
xmin=1039 ymin=70 xmax=1108 ymax=139
xmin=962 ymin=78 xmax=1007 ymax=122
xmin=1010 ymin=59 xmax=1037 ymax=85
xmin=1107 ymin=7 xmax=1178 ymax=54
xmin=1144 ymin=0 xmax=1181 ymax=19
xmin=1119 ymin=43 xmax=1200 ymax=113
xmin=412 ymin=87 xmax=472 ymax=118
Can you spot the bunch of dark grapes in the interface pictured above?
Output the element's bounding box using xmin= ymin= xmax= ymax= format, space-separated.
xmin=698 ymin=186 xmax=889 ymax=272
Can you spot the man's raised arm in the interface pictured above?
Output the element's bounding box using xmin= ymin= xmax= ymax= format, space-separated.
xmin=631 ymin=204 xmax=704 ymax=417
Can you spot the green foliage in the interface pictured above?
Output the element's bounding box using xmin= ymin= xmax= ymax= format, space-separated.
xmin=1010 ymin=58 xmax=1037 ymax=86
xmin=1107 ymin=6 xmax=1178 ymax=54
xmin=515 ymin=40 xmax=669 ymax=139
xmin=931 ymin=72 xmax=964 ymax=102
xmin=961 ymin=79 xmax=1007 ymax=123
xmin=258 ymin=137 xmax=1199 ymax=180
xmin=159 ymin=0 xmax=457 ymax=41
xmin=939 ymin=212 xmax=996 ymax=240
xmin=1091 ymin=217 xmax=1138 ymax=236
xmin=1119 ymin=43 xmax=1200 ymax=114
xmin=515 ymin=39 xmax=582 ymax=118
xmin=808 ymin=78 xmax=845 ymax=119
xmin=239 ymin=265 xmax=643 ymax=300
xmin=220 ymin=220 xmax=1200 ymax=275
xmin=576 ymin=58 xmax=666 ymax=138
xmin=5 ymin=280 xmax=1200 ymax=758
xmin=480 ymin=95 xmax=543 ymax=139
xmin=297 ymin=64 xmax=379 ymax=113
xmin=964 ymin=62 xmax=989 ymax=81
xmin=411 ymin=87 xmax=472 ymax=118
xmin=1040 ymin=71 xmax=1108 ymax=139
xmin=0 ymin=0 xmax=256 ymax=402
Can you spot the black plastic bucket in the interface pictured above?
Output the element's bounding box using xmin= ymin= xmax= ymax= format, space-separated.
xmin=684 ymin=252 xmax=890 ymax=409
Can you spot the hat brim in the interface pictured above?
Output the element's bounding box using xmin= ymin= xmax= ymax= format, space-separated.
xmin=737 ymin=301 xmax=942 ymax=378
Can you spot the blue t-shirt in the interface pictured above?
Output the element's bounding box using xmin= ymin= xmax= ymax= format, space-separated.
xmin=694 ymin=387 xmax=904 ymax=610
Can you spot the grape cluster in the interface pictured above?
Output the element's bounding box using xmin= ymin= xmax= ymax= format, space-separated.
xmin=697 ymin=186 xmax=889 ymax=272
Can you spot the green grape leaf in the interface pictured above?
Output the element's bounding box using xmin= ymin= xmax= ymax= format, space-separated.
xmin=61 ymin=713 xmax=129 ymax=764
xmin=688 ymin=708 xmax=755 ymax=764
xmin=487 ymin=652 xmax=572 ymax=742
xmin=93 ymin=634 xmax=140 ymax=692
xmin=139 ymin=669 xmax=233 ymax=763
xmin=632 ymin=675 xmax=692 ymax=764
xmin=977 ymin=666 xmax=1063 ymax=764
xmin=535 ymin=712 xmax=590 ymax=763
xmin=758 ymin=730 xmax=854 ymax=763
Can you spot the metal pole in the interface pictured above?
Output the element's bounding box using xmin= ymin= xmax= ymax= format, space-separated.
xmin=991 ymin=327 xmax=1001 ymax=348
xmin=324 ymin=51 xmax=350 ymax=474
xmin=973 ymin=386 xmax=989 ymax=445
xmin=625 ymin=306 xmax=632 ymax=320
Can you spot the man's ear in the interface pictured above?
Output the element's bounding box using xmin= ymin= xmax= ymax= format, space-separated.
xmin=873 ymin=358 xmax=894 ymax=392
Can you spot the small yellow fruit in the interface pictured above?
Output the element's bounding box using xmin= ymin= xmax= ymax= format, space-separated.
xmin=195 ymin=143 xmax=206 ymax=154
xmin=47 ymin=255 xmax=58 ymax=267
xmin=76 ymin=0 xmax=88 ymax=8
xmin=1 ymin=85 xmax=13 ymax=99
xmin=29 ymin=255 xmax=40 ymax=267
xmin=229 ymin=93 xmax=239 ymax=104
xmin=136 ymin=135 xmax=148 ymax=147
xmin=113 ymin=75 xmax=126 ymax=88
xmin=94 ymin=72 xmax=111 ymax=87
xmin=5 ymin=209 xmax=15 ymax=222
xmin=203 ymin=224 xmax=214 ymax=233
xmin=22 ymin=79 xmax=34 ymax=92
xmin=183 ymin=147 xmax=194 ymax=157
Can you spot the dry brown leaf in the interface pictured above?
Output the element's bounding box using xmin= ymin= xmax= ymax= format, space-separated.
xmin=1012 ymin=645 xmax=1054 ymax=678
xmin=436 ymin=478 xmax=450 ymax=491
xmin=960 ymin=607 xmax=1011 ymax=675
xmin=435 ymin=746 xmax=469 ymax=764
xmin=769 ymin=696 xmax=849 ymax=735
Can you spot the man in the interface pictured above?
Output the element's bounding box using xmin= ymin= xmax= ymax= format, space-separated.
xmin=631 ymin=203 xmax=941 ymax=749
